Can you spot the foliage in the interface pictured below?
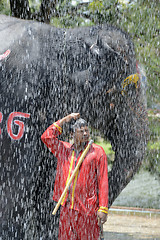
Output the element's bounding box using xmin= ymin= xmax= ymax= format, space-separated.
xmin=76 ymin=0 xmax=119 ymax=25
xmin=0 ymin=0 xmax=10 ymax=15
xmin=95 ymin=138 xmax=115 ymax=164
xmin=89 ymin=0 xmax=104 ymax=12
xmin=144 ymin=110 xmax=160 ymax=178
xmin=29 ymin=0 xmax=41 ymax=13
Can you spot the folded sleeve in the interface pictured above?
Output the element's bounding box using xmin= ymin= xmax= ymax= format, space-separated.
xmin=41 ymin=120 xmax=64 ymax=159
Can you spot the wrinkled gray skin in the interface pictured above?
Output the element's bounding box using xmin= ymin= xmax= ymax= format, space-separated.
xmin=0 ymin=15 xmax=148 ymax=239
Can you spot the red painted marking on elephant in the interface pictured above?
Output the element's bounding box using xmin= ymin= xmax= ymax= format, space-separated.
xmin=0 ymin=49 xmax=11 ymax=61
xmin=0 ymin=112 xmax=3 ymax=135
xmin=7 ymin=112 xmax=30 ymax=140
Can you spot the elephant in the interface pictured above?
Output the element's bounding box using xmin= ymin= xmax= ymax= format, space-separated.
xmin=0 ymin=14 xmax=148 ymax=239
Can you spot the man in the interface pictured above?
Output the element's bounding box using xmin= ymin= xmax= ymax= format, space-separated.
xmin=41 ymin=113 xmax=108 ymax=240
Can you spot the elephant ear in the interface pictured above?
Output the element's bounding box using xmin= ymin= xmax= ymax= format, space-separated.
xmin=88 ymin=27 xmax=137 ymax=93
xmin=98 ymin=28 xmax=135 ymax=66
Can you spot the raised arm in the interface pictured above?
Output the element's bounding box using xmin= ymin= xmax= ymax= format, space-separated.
xmin=41 ymin=113 xmax=80 ymax=158
xmin=59 ymin=113 xmax=80 ymax=127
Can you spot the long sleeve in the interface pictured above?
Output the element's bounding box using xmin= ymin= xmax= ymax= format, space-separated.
xmin=97 ymin=152 xmax=108 ymax=215
xmin=41 ymin=120 xmax=64 ymax=159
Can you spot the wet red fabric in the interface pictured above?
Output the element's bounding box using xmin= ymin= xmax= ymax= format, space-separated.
xmin=58 ymin=203 xmax=100 ymax=240
xmin=41 ymin=120 xmax=108 ymax=216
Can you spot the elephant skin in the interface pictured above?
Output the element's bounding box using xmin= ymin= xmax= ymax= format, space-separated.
xmin=0 ymin=15 xmax=148 ymax=239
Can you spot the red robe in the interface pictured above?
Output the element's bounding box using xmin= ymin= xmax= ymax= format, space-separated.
xmin=41 ymin=120 xmax=108 ymax=216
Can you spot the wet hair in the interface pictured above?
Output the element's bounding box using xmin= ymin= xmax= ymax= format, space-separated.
xmin=71 ymin=118 xmax=88 ymax=133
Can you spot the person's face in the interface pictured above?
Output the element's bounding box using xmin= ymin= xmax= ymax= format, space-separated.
xmin=74 ymin=126 xmax=90 ymax=145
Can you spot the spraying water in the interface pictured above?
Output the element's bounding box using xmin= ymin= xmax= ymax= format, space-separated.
xmin=0 ymin=13 xmax=149 ymax=239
